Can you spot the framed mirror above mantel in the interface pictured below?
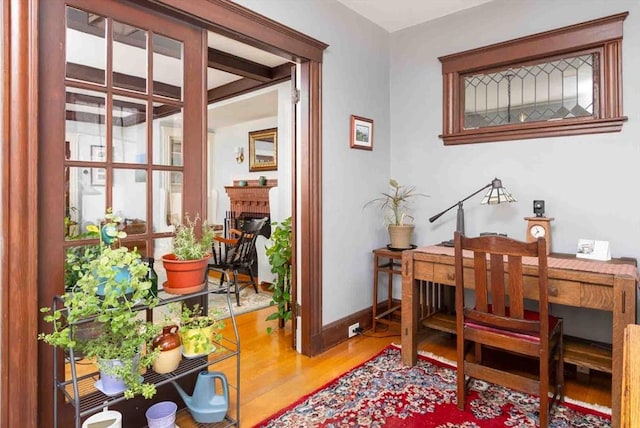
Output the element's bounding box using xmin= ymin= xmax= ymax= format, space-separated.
xmin=439 ymin=12 xmax=628 ymax=145
xmin=249 ymin=127 xmax=278 ymax=172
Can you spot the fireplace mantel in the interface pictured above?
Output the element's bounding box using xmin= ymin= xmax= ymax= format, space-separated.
xmin=224 ymin=179 xmax=277 ymax=218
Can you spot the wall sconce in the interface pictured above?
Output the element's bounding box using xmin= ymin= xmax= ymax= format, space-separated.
xmin=235 ymin=147 xmax=244 ymax=164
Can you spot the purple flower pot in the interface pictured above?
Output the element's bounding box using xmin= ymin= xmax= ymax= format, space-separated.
xmin=145 ymin=401 xmax=177 ymax=428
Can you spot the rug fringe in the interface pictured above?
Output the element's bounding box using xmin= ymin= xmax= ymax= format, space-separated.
xmin=391 ymin=343 xmax=612 ymax=415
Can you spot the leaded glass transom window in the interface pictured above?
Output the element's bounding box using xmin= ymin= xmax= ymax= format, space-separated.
xmin=464 ymin=54 xmax=596 ymax=129
xmin=438 ymin=13 xmax=627 ymax=145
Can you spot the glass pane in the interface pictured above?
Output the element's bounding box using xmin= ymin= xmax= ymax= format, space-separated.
xmin=65 ymin=166 xmax=106 ymax=241
xmin=153 ymin=33 xmax=183 ymax=100
xmin=153 ymin=107 xmax=183 ymax=165
xmin=123 ymin=239 xmax=148 ymax=259
xmin=66 ymin=8 xmax=106 ymax=85
xmin=112 ymin=168 xmax=148 ymax=234
xmin=153 ymin=171 xmax=182 ymax=228
xmin=112 ymin=95 xmax=147 ymax=163
xmin=66 ymin=88 xmax=106 ymax=162
xmin=153 ymin=237 xmax=174 ymax=287
xmin=113 ymin=21 xmax=147 ymax=93
xmin=463 ymin=54 xmax=594 ymax=128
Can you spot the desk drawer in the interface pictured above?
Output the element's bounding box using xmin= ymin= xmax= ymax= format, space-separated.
xmin=581 ymin=284 xmax=613 ymax=310
xmin=523 ymin=277 xmax=580 ymax=306
xmin=433 ymin=264 xmax=473 ymax=287
xmin=414 ymin=261 xmax=435 ymax=281
xmin=432 ymin=264 xmax=580 ymax=306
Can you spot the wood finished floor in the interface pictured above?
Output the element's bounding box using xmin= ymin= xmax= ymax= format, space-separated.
xmin=176 ymin=306 xmax=612 ymax=427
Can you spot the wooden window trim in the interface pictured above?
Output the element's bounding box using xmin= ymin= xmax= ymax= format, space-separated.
xmin=439 ymin=12 xmax=628 ymax=145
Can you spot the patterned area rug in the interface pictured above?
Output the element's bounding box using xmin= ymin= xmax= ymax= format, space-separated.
xmin=208 ymin=286 xmax=274 ymax=319
xmin=254 ymin=345 xmax=611 ymax=427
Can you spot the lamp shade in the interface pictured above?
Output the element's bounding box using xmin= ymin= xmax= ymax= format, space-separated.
xmin=480 ymin=178 xmax=516 ymax=205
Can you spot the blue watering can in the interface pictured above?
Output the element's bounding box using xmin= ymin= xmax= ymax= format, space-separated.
xmin=171 ymin=371 xmax=229 ymax=423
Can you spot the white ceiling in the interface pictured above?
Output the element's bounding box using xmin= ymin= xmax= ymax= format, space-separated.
xmin=335 ymin=0 xmax=494 ymax=32
xmin=208 ymin=89 xmax=279 ymax=129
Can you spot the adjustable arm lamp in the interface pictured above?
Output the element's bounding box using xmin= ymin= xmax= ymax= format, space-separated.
xmin=429 ymin=178 xmax=515 ymax=242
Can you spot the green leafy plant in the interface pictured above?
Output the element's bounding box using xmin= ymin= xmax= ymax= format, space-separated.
xmin=265 ymin=217 xmax=292 ymax=333
xmin=170 ymin=303 xmax=224 ymax=355
xmin=64 ymin=208 xmax=128 ymax=291
xmin=364 ymin=179 xmax=428 ymax=225
xmin=171 ymin=213 xmax=215 ymax=260
xmin=40 ymin=210 xmax=160 ymax=399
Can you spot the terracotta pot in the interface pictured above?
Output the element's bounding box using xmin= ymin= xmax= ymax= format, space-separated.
xmin=152 ymin=325 xmax=182 ymax=374
xmin=161 ymin=254 xmax=210 ymax=294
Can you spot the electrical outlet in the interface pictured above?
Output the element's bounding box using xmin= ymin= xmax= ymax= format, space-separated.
xmin=348 ymin=322 xmax=360 ymax=338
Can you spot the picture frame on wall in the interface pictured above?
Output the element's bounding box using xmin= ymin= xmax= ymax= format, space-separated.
xmin=90 ymin=145 xmax=106 ymax=186
xmin=350 ymin=115 xmax=373 ymax=150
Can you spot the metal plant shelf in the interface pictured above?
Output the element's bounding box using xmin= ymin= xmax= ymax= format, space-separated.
xmin=51 ymin=286 xmax=241 ymax=428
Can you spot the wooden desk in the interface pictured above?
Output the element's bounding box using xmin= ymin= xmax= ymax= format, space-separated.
xmin=401 ymin=246 xmax=637 ymax=427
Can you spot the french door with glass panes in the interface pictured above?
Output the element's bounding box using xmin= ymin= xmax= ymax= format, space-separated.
xmin=38 ymin=1 xmax=206 ymax=426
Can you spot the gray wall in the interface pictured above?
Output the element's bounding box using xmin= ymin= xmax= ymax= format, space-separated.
xmin=236 ymin=0 xmax=640 ymax=342
xmin=234 ymin=0 xmax=391 ymax=324
xmin=391 ymin=0 xmax=640 ymax=341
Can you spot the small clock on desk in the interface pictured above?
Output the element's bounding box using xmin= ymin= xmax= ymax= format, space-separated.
xmin=525 ymin=216 xmax=553 ymax=254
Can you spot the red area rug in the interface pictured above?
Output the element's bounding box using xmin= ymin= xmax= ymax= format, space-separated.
xmin=253 ymin=344 xmax=610 ymax=427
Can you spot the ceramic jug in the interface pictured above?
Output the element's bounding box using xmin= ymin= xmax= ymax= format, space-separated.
xmin=152 ymin=325 xmax=182 ymax=374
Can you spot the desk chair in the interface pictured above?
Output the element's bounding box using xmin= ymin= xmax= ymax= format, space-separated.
xmin=207 ymin=217 xmax=268 ymax=306
xmin=454 ymin=232 xmax=563 ymax=428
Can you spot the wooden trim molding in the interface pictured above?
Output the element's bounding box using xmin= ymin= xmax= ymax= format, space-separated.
xmin=439 ymin=12 xmax=628 ymax=145
xmin=3 ymin=1 xmax=40 ymax=427
xmin=299 ymin=61 xmax=323 ymax=356
xmin=136 ymin=0 xmax=328 ymax=63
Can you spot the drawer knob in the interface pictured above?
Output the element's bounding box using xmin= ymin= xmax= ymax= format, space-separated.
xmin=549 ymin=286 xmax=558 ymax=297
xmin=447 ymin=272 xmax=455 ymax=281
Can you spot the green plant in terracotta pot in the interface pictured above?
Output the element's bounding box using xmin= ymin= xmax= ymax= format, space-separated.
xmin=161 ymin=213 xmax=215 ymax=295
xmin=364 ymin=179 xmax=428 ymax=249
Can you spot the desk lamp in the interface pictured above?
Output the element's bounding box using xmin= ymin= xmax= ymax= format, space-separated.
xmin=429 ymin=177 xmax=516 ymax=245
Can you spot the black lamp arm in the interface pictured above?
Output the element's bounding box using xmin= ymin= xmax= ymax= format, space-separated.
xmin=428 ymin=182 xmax=493 ymax=223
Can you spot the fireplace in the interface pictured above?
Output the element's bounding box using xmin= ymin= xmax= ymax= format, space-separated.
xmin=224 ymin=179 xmax=276 ymax=278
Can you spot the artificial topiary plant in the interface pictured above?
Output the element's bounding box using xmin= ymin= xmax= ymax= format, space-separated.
xmin=265 ymin=216 xmax=292 ymax=334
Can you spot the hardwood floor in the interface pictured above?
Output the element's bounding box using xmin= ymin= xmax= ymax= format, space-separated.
xmin=176 ymin=306 xmax=612 ymax=427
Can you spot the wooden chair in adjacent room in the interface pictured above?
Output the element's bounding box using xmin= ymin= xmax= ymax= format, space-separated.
xmin=207 ymin=217 xmax=268 ymax=306
xmin=453 ymin=232 xmax=564 ymax=428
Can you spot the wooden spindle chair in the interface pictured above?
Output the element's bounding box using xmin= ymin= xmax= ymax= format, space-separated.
xmin=454 ymin=231 xmax=563 ymax=428
xmin=207 ymin=217 xmax=268 ymax=306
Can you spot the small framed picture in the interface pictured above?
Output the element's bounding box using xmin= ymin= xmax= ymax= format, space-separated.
xmin=90 ymin=145 xmax=106 ymax=186
xmin=350 ymin=115 xmax=373 ymax=150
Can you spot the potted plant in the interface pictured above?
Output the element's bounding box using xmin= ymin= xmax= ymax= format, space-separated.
xmin=170 ymin=303 xmax=224 ymax=357
xmin=39 ymin=210 xmax=161 ymax=399
xmin=364 ymin=179 xmax=428 ymax=249
xmin=162 ymin=214 xmax=215 ymax=295
xmin=264 ymin=217 xmax=292 ymax=334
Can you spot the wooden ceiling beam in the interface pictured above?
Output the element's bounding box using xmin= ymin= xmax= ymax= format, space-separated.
xmin=207 ymin=63 xmax=293 ymax=104
xmin=208 ymin=47 xmax=272 ymax=82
